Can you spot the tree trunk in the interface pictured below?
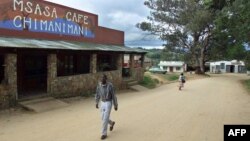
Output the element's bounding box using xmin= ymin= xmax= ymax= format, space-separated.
xmin=199 ymin=48 xmax=205 ymax=74
xmin=193 ymin=33 xmax=202 ymax=74
xmin=195 ymin=54 xmax=201 ymax=74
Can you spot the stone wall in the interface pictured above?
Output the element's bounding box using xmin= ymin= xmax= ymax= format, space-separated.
xmin=0 ymin=84 xmax=9 ymax=109
xmin=47 ymin=53 xmax=123 ymax=98
xmin=0 ymin=52 xmax=140 ymax=109
xmin=0 ymin=54 xmax=17 ymax=109
xmin=128 ymin=54 xmax=145 ymax=82
xmin=131 ymin=67 xmax=145 ymax=82
xmin=48 ymin=71 xmax=122 ymax=97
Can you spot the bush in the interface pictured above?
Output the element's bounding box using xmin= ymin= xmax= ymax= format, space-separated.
xmin=153 ymin=78 xmax=160 ymax=84
xmin=246 ymin=65 xmax=250 ymax=71
xmin=165 ymin=74 xmax=179 ymax=81
xmin=243 ymin=79 xmax=250 ymax=93
xmin=139 ymin=75 xmax=157 ymax=89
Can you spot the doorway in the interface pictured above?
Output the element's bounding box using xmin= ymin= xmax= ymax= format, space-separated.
xmin=18 ymin=54 xmax=47 ymax=98
xmin=230 ymin=65 xmax=235 ymax=73
xmin=169 ymin=67 xmax=173 ymax=72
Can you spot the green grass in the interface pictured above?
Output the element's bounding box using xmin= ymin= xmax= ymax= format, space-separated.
xmin=139 ymin=75 xmax=158 ymax=89
xmin=243 ymin=79 xmax=250 ymax=93
xmin=164 ymin=74 xmax=179 ymax=81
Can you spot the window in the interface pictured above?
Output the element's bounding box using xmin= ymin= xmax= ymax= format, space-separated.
xmin=220 ymin=63 xmax=225 ymax=69
xmin=216 ymin=65 xmax=220 ymax=70
xmin=163 ymin=66 xmax=168 ymax=70
xmin=176 ymin=67 xmax=181 ymax=71
xmin=57 ymin=54 xmax=90 ymax=76
xmin=0 ymin=55 xmax=4 ymax=83
xmin=76 ymin=55 xmax=90 ymax=74
xmin=134 ymin=55 xmax=142 ymax=68
xmin=97 ymin=54 xmax=118 ymax=72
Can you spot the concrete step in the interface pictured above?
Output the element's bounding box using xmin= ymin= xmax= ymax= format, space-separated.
xmin=127 ymin=81 xmax=138 ymax=86
xmin=122 ymin=78 xmax=137 ymax=83
xmin=129 ymin=85 xmax=149 ymax=91
xmin=19 ymin=97 xmax=54 ymax=105
xmin=19 ymin=97 xmax=69 ymax=113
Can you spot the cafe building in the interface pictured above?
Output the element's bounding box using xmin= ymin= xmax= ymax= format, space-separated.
xmin=0 ymin=0 xmax=146 ymax=109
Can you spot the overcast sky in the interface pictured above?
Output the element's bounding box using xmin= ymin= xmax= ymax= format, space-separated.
xmin=45 ymin=0 xmax=164 ymax=49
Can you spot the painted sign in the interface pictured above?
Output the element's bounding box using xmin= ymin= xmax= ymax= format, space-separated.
xmin=0 ymin=0 xmax=96 ymax=38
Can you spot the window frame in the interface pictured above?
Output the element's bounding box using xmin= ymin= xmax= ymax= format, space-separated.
xmin=220 ymin=63 xmax=225 ymax=69
xmin=57 ymin=53 xmax=90 ymax=77
xmin=97 ymin=53 xmax=118 ymax=72
xmin=176 ymin=66 xmax=181 ymax=71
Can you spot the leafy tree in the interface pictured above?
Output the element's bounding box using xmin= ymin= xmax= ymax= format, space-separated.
xmin=137 ymin=0 xmax=216 ymax=74
xmin=245 ymin=52 xmax=250 ymax=71
xmin=212 ymin=0 xmax=250 ymax=68
xmin=160 ymin=48 xmax=184 ymax=61
xmin=215 ymin=0 xmax=250 ymax=44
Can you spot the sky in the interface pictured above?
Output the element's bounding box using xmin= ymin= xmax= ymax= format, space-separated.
xmin=45 ymin=0 xmax=164 ymax=49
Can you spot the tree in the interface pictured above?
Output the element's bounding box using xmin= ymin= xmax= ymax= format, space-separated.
xmin=215 ymin=0 xmax=250 ymax=44
xmin=160 ymin=48 xmax=184 ymax=61
xmin=137 ymin=0 xmax=215 ymax=74
xmin=212 ymin=0 xmax=250 ymax=67
xmin=245 ymin=52 xmax=250 ymax=71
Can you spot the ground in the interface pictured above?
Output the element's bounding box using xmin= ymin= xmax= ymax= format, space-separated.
xmin=0 ymin=74 xmax=250 ymax=141
xmin=145 ymin=71 xmax=208 ymax=84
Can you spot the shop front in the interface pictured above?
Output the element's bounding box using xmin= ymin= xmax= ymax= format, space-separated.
xmin=0 ymin=38 xmax=146 ymax=109
xmin=0 ymin=0 xmax=146 ymax=109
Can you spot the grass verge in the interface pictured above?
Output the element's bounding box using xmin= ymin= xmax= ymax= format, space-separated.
xmin=139 ymin=75 xmax=159 ymax=89
xmin=164 ymin=74 xmax=179 ymax=81
xmin=242 ymin=79 xmax=250 ymax=93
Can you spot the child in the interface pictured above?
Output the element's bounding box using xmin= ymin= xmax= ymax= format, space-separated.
xmin=179 ymin=73 xmax=185 ymax=90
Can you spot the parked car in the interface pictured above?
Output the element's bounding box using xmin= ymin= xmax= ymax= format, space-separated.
xmin=149 ymin=67 xmax=167 ymax=74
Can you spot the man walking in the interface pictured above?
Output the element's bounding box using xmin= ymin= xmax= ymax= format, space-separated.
xmin=95 ymin=74 xmax=118 ymax=140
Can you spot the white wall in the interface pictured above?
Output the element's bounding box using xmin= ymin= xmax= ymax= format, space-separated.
xmin=210 ymin=60 xmax=245 ymax=73
xmin=159 ymin=66 xmax=184 ymax=73
xmin=173 ymin=66 xmax=184 ymax=72
xmin=210 ymin=61 xmax=231 ymax=73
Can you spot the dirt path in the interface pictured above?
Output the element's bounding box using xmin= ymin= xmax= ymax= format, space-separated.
xmin=0 ymin=74 xmax=250 ymax=141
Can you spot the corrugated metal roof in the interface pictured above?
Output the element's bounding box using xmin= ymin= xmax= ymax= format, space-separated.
xmin=0 ymin=37 xmax=147 ymax=53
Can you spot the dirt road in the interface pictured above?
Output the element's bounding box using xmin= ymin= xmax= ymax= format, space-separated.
xmin=0 ymin=74 xmax=250 ymax=141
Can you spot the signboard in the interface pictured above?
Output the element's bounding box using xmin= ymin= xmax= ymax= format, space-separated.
xmin=0 ymin=0 xmax=96 ymax=38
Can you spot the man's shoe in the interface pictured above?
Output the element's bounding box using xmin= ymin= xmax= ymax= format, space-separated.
xmin=101 ymin=135 xmax=107 ymax=140
xmin=110 ymin=122 xmax=115 ymax=131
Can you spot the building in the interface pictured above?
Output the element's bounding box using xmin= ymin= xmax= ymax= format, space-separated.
xmin=209 ymin=60 xmax=246 ymax=73
xmin=158 ymin=61 xmax=186 ymax=73
xmin=0 ymin=0 xmax=146 ymax=109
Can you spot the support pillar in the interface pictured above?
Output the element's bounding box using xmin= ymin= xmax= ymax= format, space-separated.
xmin=47 ymin=54 xmax=57 ymax=95
xmin=90 ymin=54 xmax=97 ymax=74
xmin=129 ymin=54 xmax=135 ymax=78
xmin=4 ymin=54 xmax=17 ymax=106
xmin=117 ymin=54 xmax=123 ymax=71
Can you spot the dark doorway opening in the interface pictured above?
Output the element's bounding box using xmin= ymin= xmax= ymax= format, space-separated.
xmin=230 ymin=65 xmax=235 ymax=73
xmin=18 ymin=54 xmax=47 ymax=98
xmin=169 ymin=67 xmax=173 ymax=72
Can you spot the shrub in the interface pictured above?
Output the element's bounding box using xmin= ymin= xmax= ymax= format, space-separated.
xmin=243 ymin=79 xmax=250 ymax=93
xmin=165 ymin=74 xmax=179 ymax=81
xmin=139 ymin=75 xmax=157 ymax=89
xmin=153 ymin=78 xmax=160 ymax=84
